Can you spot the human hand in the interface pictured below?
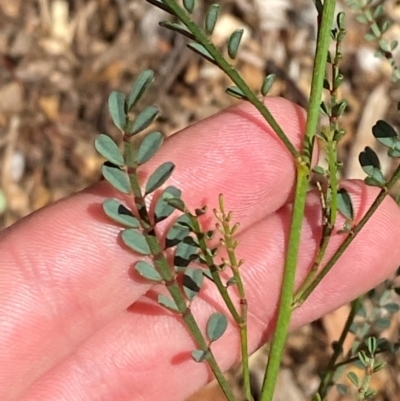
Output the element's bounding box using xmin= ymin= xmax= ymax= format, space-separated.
xmin=2 ymin=98 xmax=400 ymax=401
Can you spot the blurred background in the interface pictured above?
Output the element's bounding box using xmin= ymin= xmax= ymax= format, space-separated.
xmin=1 ymin=1 xmax=400 ymax=400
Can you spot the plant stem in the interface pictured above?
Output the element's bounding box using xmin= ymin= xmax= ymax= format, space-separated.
xmin=296 ymin=162 xmax=400 ymax=304
xmin=217 ymin=196 xmax=252 ymax=401
xmin=189 ymin=213 xmax=241 ymax=323
xmin=294 ymin=18 xmax=345 ymax=304
xmin=124 ymin=140 xmax=236 ymax=401
xmin=259 ymin=2 xmax=336 ymax=400
xmin=160 ymin=0 xmax=299 ymax=160
xmin=190 ymin=206 xmax=252 ymax=400
xmin=315 ymin=297 xmax=362 ymax=400
xmin=259 ymin=165 xmax=309 ymax=401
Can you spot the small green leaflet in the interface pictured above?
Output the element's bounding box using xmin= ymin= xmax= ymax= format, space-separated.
xmin=206 ymin=312 xmax=228 ymax=342
xmin=108 ymin=91 xmax=126 ymax=130
xmin=145 ymin=162 xmax=175 ymax=195
xmin=102 ymin=199 xmax=139 ymax=228
xmin=102 ymin=163 xmax=130 ymax=194
xmin=95 ymin=134 xmax=124 ymax=166
xmin=127 ymin=69 xmax=154 ymax=110
xmin=135 ymin=261 xmax=162 ymax=281
xmin=121 ymin=229 xmax=151 ymax=255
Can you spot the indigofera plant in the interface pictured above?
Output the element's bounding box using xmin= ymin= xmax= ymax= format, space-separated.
xmin=95 ymin=1 xmax=400 ymax=400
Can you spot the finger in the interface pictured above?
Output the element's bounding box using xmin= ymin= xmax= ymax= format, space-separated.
xmin=20 ymin=182 xmax=400 ymax=401
xmin=148 ymin=97 xmax=307 ymax=222
xmin=0 ymin=97 xmax=306 ymax=400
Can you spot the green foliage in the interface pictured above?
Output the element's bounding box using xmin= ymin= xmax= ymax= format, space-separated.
xmin=372 ymin=120 xmax=400 ymax=158
xmin=207 ymin=312 xmax=228 ymax=342
xmin=144 ymin=162 xmax=175 ymax=195
xmin=174 ymin=241 xmax=199 ymax=269
xmin=158 ymin=294 xmax=179 ymax=312
xmin=225 ymin=86 xmax=248 ymax=100
xmin=101 ymin=163 xmax=130 ymax=194
xmin=359 ymin=147 xmax=386 ymax=187
xmin=183 ymin=268 xmax=204 ymax=301
xmin=165 ymin=221 xmax=191 ymax=248
xmin=121 ymin=229 xmax=151 ymax=255
xmin=136 ymin=131 xmax=164 ymax=165
xmin=95 ymin=134 xmax=124 ymax=166
xmin=108 ymin=91 xmax=126 ymax=130
xmin=129 ymin=105 xmax=159 ymax=136
xmin=192 ymin=349 xmax=208 ymax=362
xmin=346 ymin=0 xmax=400 ymax=81
xmin=337 ymin=188 xmax=354 ymax=221
xmin=154 ymin=185 xmax=182 ymax=223
xmin=102 ymin=199 xmax=140 ymax=228
xmin=227 ymin=29 xmax=243 ymax=59
xmin=187 ymin=42 xmax=216 ymax=64
xmin=205 ymin=4 xmax=220 ymax=35
xmin=127 ymin=69 xmax=154 ymax=110
xmin=183 ymin=0 xmax=195 ymax=14
xmin=135 ymin=261 xmax=163 ymax=281
xmin=95 ymin=3 xmax=400 ymax=401
xmin=261 ymin=74 xmax=276 ymax=96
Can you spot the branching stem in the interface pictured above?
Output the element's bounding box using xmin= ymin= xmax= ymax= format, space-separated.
xmin=160 ymin=0 xmax=299 ymax=160
xmin=259 ymin=2 xmax=337 ymax=400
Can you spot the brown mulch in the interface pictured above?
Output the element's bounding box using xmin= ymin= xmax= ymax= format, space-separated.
xmin=1 ymin=1 xmax=400 ymax=400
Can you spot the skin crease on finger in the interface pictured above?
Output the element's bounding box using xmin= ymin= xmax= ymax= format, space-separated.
xmin=19 ymin=183 xmax=400 ymax=401
xmin=0 ymin=97 xmax=399 ymax=400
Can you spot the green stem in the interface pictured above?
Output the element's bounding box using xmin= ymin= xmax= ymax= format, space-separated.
xmin=259 ymin=2 xmax=336 ymax=400
xmin=296 ymin=162 xmax=400 ymax=304
xmin=294 ymin=20 xmax=345 ymax=304
xmin=124 ymin=142 xmax=236 ymax=401
xmin=259 ymin=165 xmax=310 ymax=401
xmin=189 ymin=213 xmax=241 ymax=323
xmin=315 ymin=297 xmax=361 ymax=400
xmin=189 ymin=205 xmax=252 ymax=400
xmin=160 ymin=0 xmax=299 ymax=160
xmin=218 ymin=198 xmax=252 ymax=401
